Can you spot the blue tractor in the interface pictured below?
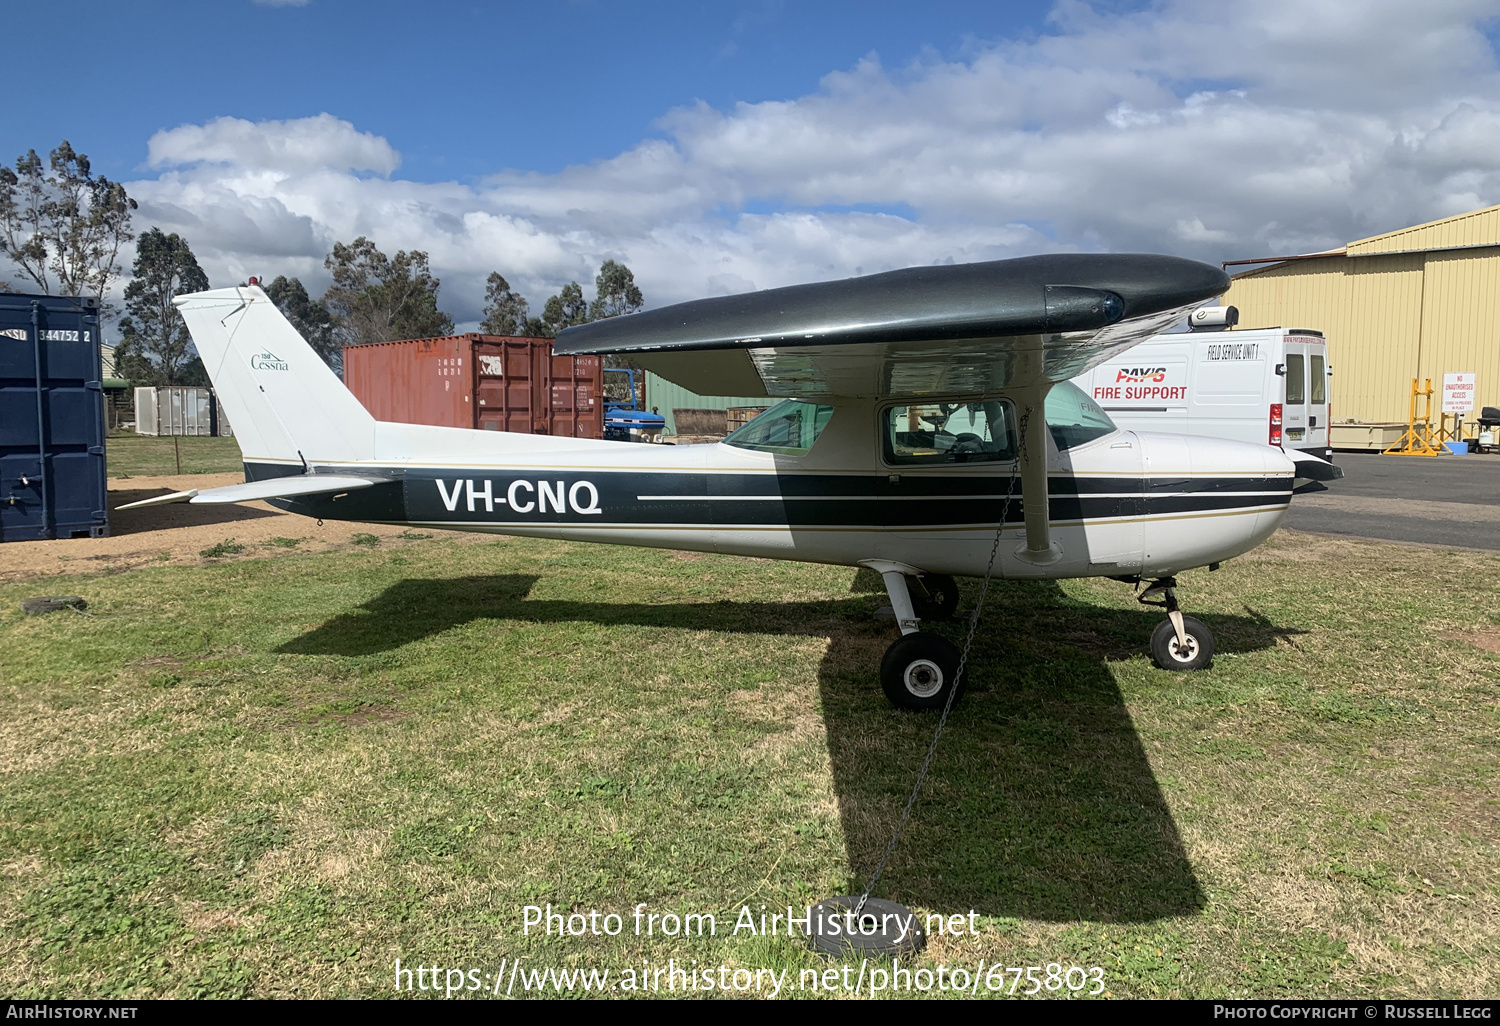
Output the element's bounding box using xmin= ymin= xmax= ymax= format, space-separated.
xmin=602 ymin=367 xmax=667 ymax=442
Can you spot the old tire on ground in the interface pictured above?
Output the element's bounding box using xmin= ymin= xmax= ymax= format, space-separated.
xmin=20 ymin=596 xmax=87 ymax=617
xmin=880 ymin=632 xmax=964 ymax=711
xmin=1150 ymin=616 xmax=1214 ymax=671
xmin=909 ymin=574 xmax=960 ymax=620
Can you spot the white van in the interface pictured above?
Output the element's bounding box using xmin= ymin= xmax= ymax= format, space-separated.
xmin=1070 ymin=312 xmax=1337 ymax=470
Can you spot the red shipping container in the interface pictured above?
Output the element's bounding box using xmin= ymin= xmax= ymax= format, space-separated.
xmin=343 ymin=334 xmax=604 ymax=438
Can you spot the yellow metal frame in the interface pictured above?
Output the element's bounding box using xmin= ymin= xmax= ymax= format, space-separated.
xmin=1382 ymin=378 xmax=1448 ymax=456
xmin=1436 ymin=411 xmax=1471 ymax=444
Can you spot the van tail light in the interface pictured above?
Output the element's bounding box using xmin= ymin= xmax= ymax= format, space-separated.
xmin=1269 ymin=403 xmax=1283 ymax=446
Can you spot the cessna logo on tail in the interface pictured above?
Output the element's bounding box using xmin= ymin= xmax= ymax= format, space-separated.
xmin=435 ymin=478 xmax=603 ymax=516
xmin=251 ymin=350 xmax=289 ymax=371
xmin=1115 ymin=367 xmax=1168 ymax=383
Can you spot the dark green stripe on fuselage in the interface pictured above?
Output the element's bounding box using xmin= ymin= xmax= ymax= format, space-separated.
xmin=246 ymin=461 xmax=1291 ymax=529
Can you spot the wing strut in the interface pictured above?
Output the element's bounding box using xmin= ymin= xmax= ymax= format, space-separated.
xmin=1014 ymin=376 xmax=1062 ymax=566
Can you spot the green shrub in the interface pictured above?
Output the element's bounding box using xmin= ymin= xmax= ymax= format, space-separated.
xmin=199 ymin=539 xmax=245 ymax=558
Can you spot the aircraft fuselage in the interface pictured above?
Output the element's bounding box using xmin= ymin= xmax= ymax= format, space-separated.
xmin=257 ymin=397 xmax=1293 ymax=581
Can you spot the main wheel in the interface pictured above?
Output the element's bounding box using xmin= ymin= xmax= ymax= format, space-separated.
xmin=880 ymin=633 xmax=964 ymax=711
xmin=1150 ymin=616 xmax=1214 ymax=671
xmin=909 ymin=573 xmax=960 ymax=620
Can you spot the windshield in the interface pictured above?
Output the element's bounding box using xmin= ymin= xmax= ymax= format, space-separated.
xmin=1046 ymin=380 xmax=1117 ymax=450
xmin=722 ymin=399 xmax=835 ymax=455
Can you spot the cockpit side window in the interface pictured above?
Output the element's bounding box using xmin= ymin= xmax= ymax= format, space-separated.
xmin=883 ymin=400 xmax=1018 ymax=465
xmin=722 ymin=399 xmax=835 ymax=455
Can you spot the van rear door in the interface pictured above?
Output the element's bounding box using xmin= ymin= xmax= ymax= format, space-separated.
xmin=1281 ymin=336 xmax=1309 ymax=453
xmin=1304 ymin=337 xmax=1331 ymax=459
xmin=1282 ymin=333 xmax=1331 ymax=460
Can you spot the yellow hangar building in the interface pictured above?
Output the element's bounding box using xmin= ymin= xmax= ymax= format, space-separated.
xmin=1222 ymin=204 xmax=1500 ymax=449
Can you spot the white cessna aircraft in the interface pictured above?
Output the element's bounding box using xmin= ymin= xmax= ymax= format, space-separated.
xmin=129 ymin=254 xmax=1334 ymax=710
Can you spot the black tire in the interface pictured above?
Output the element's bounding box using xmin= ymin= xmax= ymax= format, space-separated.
xmin=909 ymin=574 xmax=960 ymax=620
xmin=880 ymin=633 xmax=964 ymax=711
xmin=20 ymin=595 xmax=86 ymax=617
xmin=1150 ymin=616 xmax=1214 ymax=671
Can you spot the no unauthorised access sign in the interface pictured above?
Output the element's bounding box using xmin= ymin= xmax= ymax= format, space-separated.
xmin=1442 ymin=372 xmax=1477 ymax=413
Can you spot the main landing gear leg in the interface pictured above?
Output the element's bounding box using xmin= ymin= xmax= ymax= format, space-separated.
xmin=1138 ymin=577 xmax=1214 ymax=671
xmin=861 ymin=560 xmax=964 ymax=711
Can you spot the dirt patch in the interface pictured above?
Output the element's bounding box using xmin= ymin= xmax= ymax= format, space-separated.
xmin=178 ymin=900 xmax=262 ymax=933
xmin=306 ymin=705 xmax=409 ymax=728
xmin=132 ymin=655 xmax=187 ymax=671
xmin=1 ymin=473 xmax=495 ymax=583
xmin=1440 ymin=629 xmax=1500 ymax=654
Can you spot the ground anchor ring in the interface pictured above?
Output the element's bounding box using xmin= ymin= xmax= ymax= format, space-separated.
xmin=807 ymin=897 xmax=927 ymax=959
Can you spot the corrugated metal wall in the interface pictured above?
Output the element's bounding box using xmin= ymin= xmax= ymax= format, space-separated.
xmin=644 ymin=372 xmax=774 ymax=434
xmin=1343 ymin=254 xmax=1425 ymax=424
xmin=1224 ymin=246 xmax=1499 ymax=424
xmin=1418 ymin=248 xmax=1500 ymax=405
xmin=1348 ymin=204 xmax=1500 ymax=256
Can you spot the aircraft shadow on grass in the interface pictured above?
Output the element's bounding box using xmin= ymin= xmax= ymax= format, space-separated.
xmin=280 ymin=572 xmax=1302 ymax=923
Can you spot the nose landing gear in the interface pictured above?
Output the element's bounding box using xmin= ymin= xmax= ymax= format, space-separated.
xmin=1138 ymin=577 xmax=1214 ymax=671
xmin=862 ymin=559 xmax=967 ymax=711
xmin=909 ymin=572 xmax=959 ymax=621
xmin=880 ymin=633 xmax=964 ymax=711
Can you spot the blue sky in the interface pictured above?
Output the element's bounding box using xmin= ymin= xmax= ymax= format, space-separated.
xmin=7 ymin=2 xmax=1500 ymax=326
xmin=11 ymin=1 xmax=1064 ymax=182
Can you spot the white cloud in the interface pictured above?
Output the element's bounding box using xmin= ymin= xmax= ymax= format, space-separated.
xmin=120 ymin=0 xmax=1500 ymax=329
xmin=147 ymin=114 xmax=398 ymax=175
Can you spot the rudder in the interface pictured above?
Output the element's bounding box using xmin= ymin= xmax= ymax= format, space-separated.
xmin=174 ymin=286 xmax=375 ymax=466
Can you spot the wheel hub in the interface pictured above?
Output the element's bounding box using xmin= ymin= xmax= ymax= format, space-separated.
xmin=1168 ymin=635 xmax=1199 ymax=662
xmin=903 ymin=658 xmax=945 ymax=698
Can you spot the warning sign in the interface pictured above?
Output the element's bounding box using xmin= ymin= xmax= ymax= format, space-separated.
xmin=1442 ymin=372 xmax=1476 ymax=413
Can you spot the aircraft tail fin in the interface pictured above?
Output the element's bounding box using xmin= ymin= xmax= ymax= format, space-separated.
xmin=174 ymin=286 xmax=375 ymax=466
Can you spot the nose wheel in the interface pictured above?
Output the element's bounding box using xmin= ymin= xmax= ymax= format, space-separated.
xmin=861 ymin=559 xmax=970 ymax=711
xmin=1138 ymin=577 xmax=1215 ymax=671
xmin=880 ymin=633 xmax=965 ymax=711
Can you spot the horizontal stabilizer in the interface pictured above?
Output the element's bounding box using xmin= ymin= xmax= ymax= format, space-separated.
xmin=116 ymin=475 xmax=386 ymax=511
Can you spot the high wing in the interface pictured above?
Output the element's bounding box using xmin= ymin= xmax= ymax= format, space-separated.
xmin=554 ymin=253 xmax=1228 ymax=398
xmin=116 ymin=474 xmax=387 ymax=510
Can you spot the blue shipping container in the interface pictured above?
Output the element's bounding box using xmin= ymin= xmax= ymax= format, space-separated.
xmin=0 ymin=293 xmax=109 ymax=541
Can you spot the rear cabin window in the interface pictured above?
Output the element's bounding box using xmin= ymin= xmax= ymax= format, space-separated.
xmin=1310 ymin=353 xmax=1326 ymax=404
xmin=1045 ymin=380 xmax=1118 ymax=450
xmin=1285 ymin=354 xmax=1306 ymax=404
xmin=884 ymin=400 xmax=1017 ymax=465
xmin=722 ymin=399 xmax=835 ymax=455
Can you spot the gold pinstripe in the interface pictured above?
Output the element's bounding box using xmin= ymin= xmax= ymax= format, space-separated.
xmin=403 ymin=503 xmax=1288 ymax=534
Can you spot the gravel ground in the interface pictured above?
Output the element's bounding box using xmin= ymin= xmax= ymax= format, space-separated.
xmin=2 ymin=474 xmax=491 ymax=582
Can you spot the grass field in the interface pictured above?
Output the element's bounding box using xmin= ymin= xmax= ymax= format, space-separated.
xmin=107 ymin=433 xmax=244 ymax=478
xmin=0 ymin=530 xmax=1496 ymax=999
